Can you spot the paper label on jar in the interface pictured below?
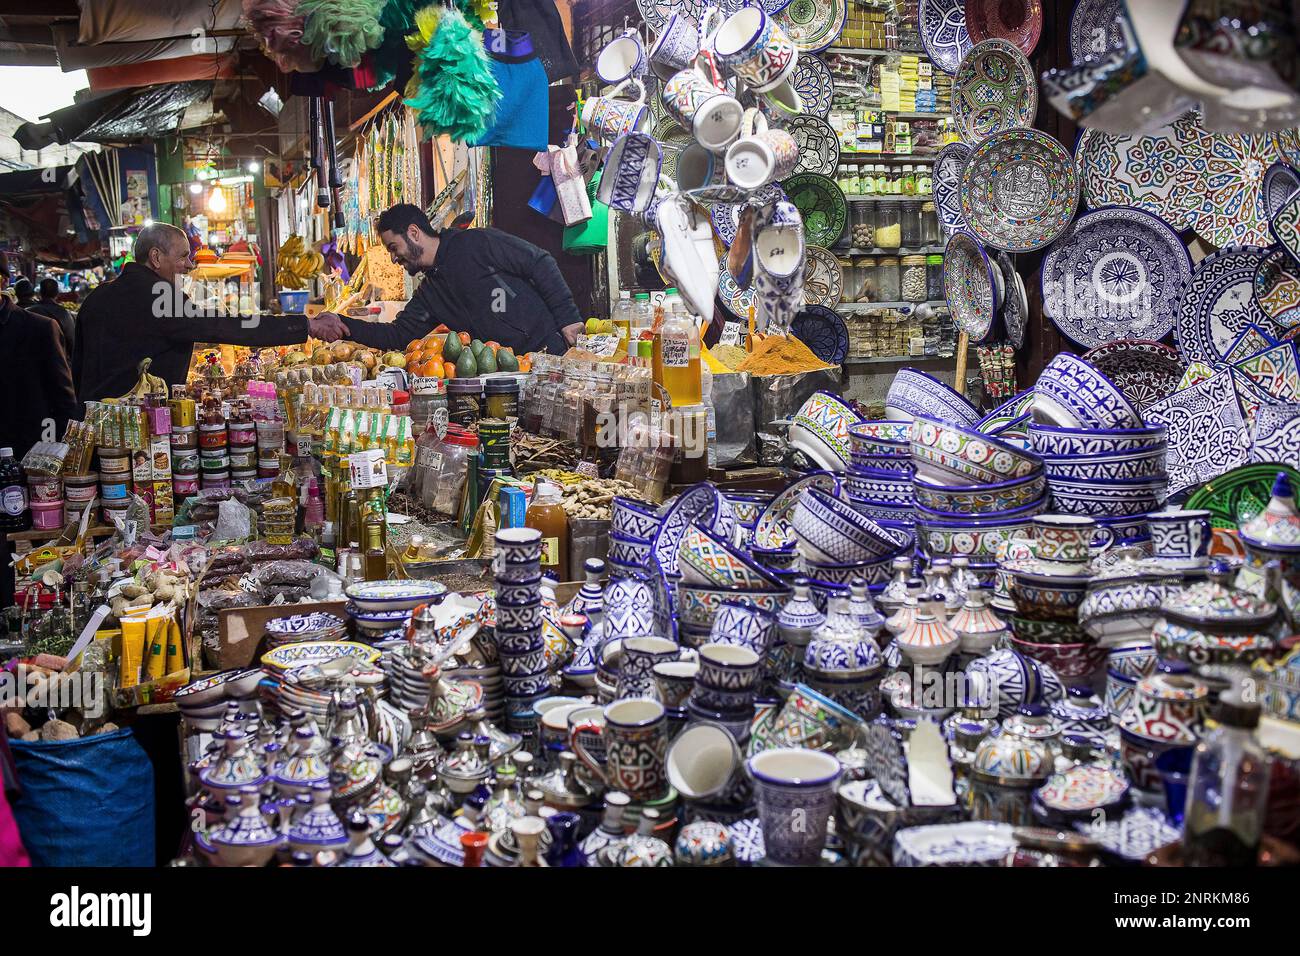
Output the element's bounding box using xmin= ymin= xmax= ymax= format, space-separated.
xmin=349 ymin=448 xmax=388 ymax=489
xmin=662 ymin=332 xmax=689 ymax=367
xmin=2 ymin=485 xmax=26 ymax=516
xmin=540 ymin=537 xmax=560 ymax=567
xmin=410 ymin=375 xmax=446 ymax=396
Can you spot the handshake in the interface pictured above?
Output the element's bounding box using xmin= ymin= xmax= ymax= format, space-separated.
xmin=307 ymin=311 xmax=351 ymax=343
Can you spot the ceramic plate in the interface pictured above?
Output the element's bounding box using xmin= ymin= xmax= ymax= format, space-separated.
xmin=717 ymin=260 xmax=757 ymax=321
xmin=802 ymin=244 xmax=844 ymax=306
xmin=782 ymin=172 xmax=847 ymax=248
xmin=1075 ymin=807 xmax=1178 ymax=863
xmin=952 ymin=39 xmax=1037 ymax=145
xmin=788 ymin=53 xmax=834 ymax=118
xmin=1076 ymin=111 xmax=1205 ymax=231
xmin=1235 ymin=341 xmax=1300 ymax=404
xmin=965 ymin=0 xmax=1042 ymax=56
xmin=1185 ymin=461 xmax=1300 ymax=530
xmin=1254 ymin=246 xmax=1300 ymax=329
xmin=1143 ymin=369 xmax=1250 ymax=497
xmin=1224 ymin=323 xmax=1280 ymax=364
xmin=893 ymin=821 xmax=1016 ymax=866
xmin=1041 ymin=206 xmax=1191 ymax=349
xmin=1069 ymin=0 xmax=1125 ymax=63
xmin=1177 ymin=244 xmax=1276 ymax=364
xmin=1251 ymin=404 xmax=1300 ymax=464
xmin=260 ymin=640 xmax=382 ymax=673
xmin=960 ymin=128 xmax=1079 ymax=252
xmin=1081 ymin=339 xmax=1184 ymax=410
xmin=791 ymin=304 xmax=849 ymax=363
xmin=995 ymin=251 xmax=1027 ymax=349
xmin=933 ymin=142 xmax=971 ymax=238
xmin=1181 ymin=122 xmax=1289 ymax=248
xmin=775 ymin=0 xmax=847 ymax=53
xmin=785 ymin=115 xmax=840 ymax=176
xmin=1263 ymin=160 xmax=1300 ymax=219
xmin=919 ymin=0 xmax=972 ymax=74
xmin=345 ymin=579 xmax=447 ymax=612
xmin=1270 ymin=185 xmax=1300 ymax=266
xmin=943 ymin=230 xmax=998 ymax=342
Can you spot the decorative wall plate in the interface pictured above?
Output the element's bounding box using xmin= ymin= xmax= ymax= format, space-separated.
xmin=803 ymin=244 xmax=844 ymax=306
xmin=1081 ymin=339 xmax=1185 ymax=410
xmin=1224 ymin=323 xmax=1280 ymax=364
xmin=785 ymin=115 xmax=840 ymax=176
xmin=960 ymin=128 xmax=1079 ymax=252
xmin=952 ymin=39 xmax=1037 ymax=145
xmin=775 ymin=0 xmax=846 ymax=53
xmin=792 ymin=304 xmax=849 ymax=363
xmin=1250 ymin=404 xmax=1300 ymax=464
xmin=997 ymin=251 xmax=1027 ymax=348
xmin=1254 ymin=246 xmax=1300 ymax=329
xmin=1076 ymin=112 xmax=1204 ymax=231
xmin=943 ymin=230 xmax=998 ymax=342
xmin=788 ymin=53 xmax=834 ymax=117
xmin=1181 ymin=125 xmax=1288 ymax=248
xmin=1144 ymin=370 xmax=1250 ymax=497
xmin=965 ymin=0 xmax=1042 ymax=56
xmin=1263 ymin=160 xmax=1300 ymax=219
xmin=782 ymin=172 xmax=847 ymax=248
xmin=1068 ymin=0 xmax=1125 ymax=63
xmin=1177 ymin=245 xmax=1275 ymax=364
xmin=919 ymin=0 xmax=972 ymax=74
xmin=1234 ymin=341 xmax=1300 ymax=404
xmin=1185 ymin=462 xmax=1300 ymax=530
xmin=1270 ymin=186 xmax=1300 ymax=266
xmin=1041 ymin=206 xmax=1191 ymax=349
xmin=934 ymin=142 xmax=971 ymax=238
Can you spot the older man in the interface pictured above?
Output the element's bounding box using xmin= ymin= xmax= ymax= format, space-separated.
xmin=73 ymin=222 xmax=338 ymax=403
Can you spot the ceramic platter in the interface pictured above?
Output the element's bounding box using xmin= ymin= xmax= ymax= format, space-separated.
xmin=960 ymin=128 xmax=1079 ymax=252
xmin=1254 ymin=246 xmax=1300 ymax=329
xmin=919 ymin=0 xmax=972 ymax=74
xmin=996 ymin=251 xmax=1027 ymax=348
xmin=803 ymin=244 xmax=844 ymax=306
xmin=944 ymin=230 xmax=998 ymax=342
xmin=1271 ymin=186 xmax=1300 ymax=264
xmin=952 ymin=39 xmax=1037 ymax=144
xmin=635 ymin=0 xmax=707 ymax=33
xmin=1068 ymin=0 xmax=1125 ymax=63
xmin=1182 ymin=122 xmax=1289 ymax=248
xmin=1177 ymin=244 xmax=1276 ymax=364
xmin=791 ymin=304 xmax=849 ymax=363
xmin=1041 ymin=206 xmax=1191 ymax=348
xmin=933 ymin=142 xmax=971 ymax=238
xmin=1081 ymin=339 xmax=1185 ymax=410
xmin=786 ymin=115 xmax=840 ymax=176
xmin=656 ymin=123 xmax=692 ymax=184
xmin=1185 ymin=462 xmax=1300 ymax=531
xmin=965 ymin=0 xmax=1042 ymax=56
xmin=718 ymin=259 xmax=758 ymax=320
xmin=775 ymin=0 xmax=846 ymax=53
xmin=782 ymin=172 xmax=847 ymax=248
xmin=788 ymin=53 xmax=834 ymax=118
xmin=1076 ymin=112 xmax=1204 ymax=231
xmin=1263 ymin=160 xmax=1300 ymax=218
xmin=710 ymin=183 xmax=786 ymax=247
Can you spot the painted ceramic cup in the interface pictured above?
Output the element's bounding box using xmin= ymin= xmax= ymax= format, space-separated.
xmin=596 ymin=29 xmax=646 ymax=85
xmin=712 ymin=5 xmax=798 ymax=92
xmin=653 ymin=659 xmax=700 ymax=709
xmin=649 ymin=12 xmax=701 ymax=80
xmin=667 ymin=721 xmax=743 ymax=800
xmin=675 ymin=140 xmax=721 ymax=191
xmin=725 ymin=107 xmax=799 ymax=189
xmin=1031 ymin=515 xmax=1112 ymax=565
xmin=617 ymin=636 xmax=681 ymax=700
xmin=566 ymin=704 xmax=606 ymax=766
xmin=571 ymin=698 xmax=669 ymax=802
xmin=1121 ymin=672 xmax=1209 ymax=745
xmin=540 ymin=702 xmax=588 ymax=758
xmin=747 ymin=748 xmax=841 ymax=865
xmin=597 ymin=132 xmax=665 ymax=213
xmin=1147 ymin=508 xmax=1212 ymax=567
xmin=709 ymin=599 xmax=778 ymax=657
xmin=696 ymin=642 xmax=762 ymax=692
xmin=662 ymin=52 xmax=745 ymax=153
xmin=581 ymin=78 xmax=651 ymax=142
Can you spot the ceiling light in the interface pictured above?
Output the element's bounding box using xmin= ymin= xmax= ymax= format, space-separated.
xmin=189 ymin=182 xmax=202 ymax=194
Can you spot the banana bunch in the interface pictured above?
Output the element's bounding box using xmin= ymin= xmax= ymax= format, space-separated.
xmin=275 ymin=235 xmax=325 ymax=290
xmin=120 ymin=358 xmax=167 ymax=400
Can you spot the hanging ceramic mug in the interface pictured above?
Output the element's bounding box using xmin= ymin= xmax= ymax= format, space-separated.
xmin=712 ymin=4 xmax=798 ymax=93
xmin=725 ymin=107 xmax=799 ymax=189
xmin=649 ymin=12 xmax=702 ymax=80
xmin=570 ymin=698 xmax=670 ymax=802
xmin=675 ymin=140 xmax=722 ymax=191
xmin=597 ymin=132 xmax=667 ymax=213
xmin=662 ymin=51 xmax=745 ymax=153
xmin=596 ymin=28 xmax=647 ymax=85
xmin=581 ymin=78 xmax=652 ymax=143
xmin=762 ymin=77 xmax=804 ymax=120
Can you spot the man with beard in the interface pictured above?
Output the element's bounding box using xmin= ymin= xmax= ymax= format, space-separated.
xmin=309 ymin=203 xmax=583 ymax=354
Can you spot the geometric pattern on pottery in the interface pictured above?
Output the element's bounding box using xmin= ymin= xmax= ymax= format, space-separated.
xmin=729 ymin=817 xmax=766 ymax=865
xmin=934 ymin=142 xmax=972 ymax=237
xmin=1035 ymin=352 xmax=1144 ymax=430
xmin=1177 ymin=244 xmax=1275 ymax=365
xmin=601 ymin=133 xmax=663 ymax=213
xmin=919 ymin=0 xmax=973 ymax=73
xmin=1076 ymin=111 xmax=1203 ymax=232
xmin=892 ymin=821 xmax=1017 ymax=866
xmin=805 ymin=673 xmax=882 ymax=720
xmin=944 ymin=230 xmax=998 ymax=341
xmin=1027 ymin=424 xmax=1167 ymax=458
xmin=1081 ymin=339 xmax=1186 ymax=411
xmin=1045 ymin=478 xmax=1166 ymax=518
xmin=886 ymin=367 xmax=981 ymax=427
xmin=1234 ymin=342 xmax=1300 ymax=404
xmin=952 ymin=39 xmax=1037 ymax=145
xmin=753 ymin=472 xmax=843 ymax=550
xmin=654 ymin=482 xmax=736 ymax=577
xmin=845 ymin=471 xmax=915 ymax=506
xmin=1010 ymin=638 xmax=1108 ymax=683
xmin=711 ymin=601 xmax=778 ymax=655
xmin=862 ymin=718 xmax=911 ymax=806
xmin=607 ymin=724 xmax=669 ymax=802
xmin=1143 ymin=369 xmax=1251 ymax=497
xmin=604 ymin=576 xmax=659 ymax=638
xmin=792 ymin=389 xmax=859 ymax=463
xmin=794 ymin=488 xmax=909 ymax=564
xmin=959 ymin=127 xmax=1078 ymax=252
xmin=680 ymin=523 xmax=777 ymax=590
xmin=1224 ymin=323 xmax=1280 ymax=365
xmin=1105 ymin=673 xmax=1137 ymax=721
xmin=1042 ymin=449 xmax=1168 ymax=482
xmin=910 ymin=417 xmax=1042 ymax=483
xmin=1036 ymin=764 xmax=1129 ymax=814
xmin=1073 ymin=806 xmax=1180 ymax=862
xmin=1182 ymin=114 xmax=1286 ymax=249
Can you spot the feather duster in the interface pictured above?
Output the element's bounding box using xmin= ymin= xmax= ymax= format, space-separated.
xmin=298 ymin=0 xmax=388 ymax=69
xmin=365 ymin=0 xmax=422 ymax=91
xmin=241 ymin=0 xmax=320 ymax=73
xmin=404 ymin=6 xmax=501 ymax=143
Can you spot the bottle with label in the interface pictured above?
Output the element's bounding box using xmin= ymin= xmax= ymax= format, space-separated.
xmin=631 ymin=293 xmax=654 ymax=335
xmin=653 ymin=303 xmax=703 ymax=407
xmin=612 ymin=291 xmax=633 ymax=343
xmin=362 ymin=490 xmax=387 ymax=581
xmin=0 ymin=447 xmax=30 ymax=532
xmin=526 ymin=480 xmax=569 ymax=580
xmin=1183 ymin=690 xmax=1270 ymax=867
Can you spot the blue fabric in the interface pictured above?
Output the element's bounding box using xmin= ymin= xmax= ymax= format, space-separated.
xmin=10 ymin=728 xmax=155 ymax=867
xmin=473 ymin=55 xmax=549 ymax=152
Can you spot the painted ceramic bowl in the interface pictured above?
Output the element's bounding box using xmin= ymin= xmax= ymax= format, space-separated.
xmin=679 ymin=521 xmax=786 ymax=591
xmin=916 ymin=506 xmax=1042 ymax=560
xmin=849 ymin=422 xmax=912 ymax=458
xmin=849 ymin=496 xmax=919 ymax=525
xmin=1032 ymin=764 xmax=1130 ymax=825
xmin=1119 ymin=672 xmax=1209 ymax=746
xmin=1034 ymin=352 xmax=1145 ymax=430
xmin=886 ymin=368 xmax=981 ymax=427
xmin=608 ymin=531 xmax=654 ymax=569
xmin=260 ymin=641 xmax=381 ymax=674
xmin=790 ymin=391 xmax=864 ymax=470
xmin=835 ymin=779 xmax=964 ymax=866
xmin=1008 ymin=567 xmax=1090 ymax=623
xmin=1107 ymin=640 xmax=1158 ymax=680
xmin=612 ymin=496 xmax=663 ymax=540
xmin=1009 ymin=637 xmax=1108 ymax=685
xmin=1079 ymin=575 xmax=1180 ymax=644
xmin=654 ymin=483 xmax=737 ymax=578
xmin=752 ymin=472 xmax=843 ymax=550
xmin=910 ymin=415 xmax=1044 ymax=485
xmin=976 ymin=389 xmax=1036 ymax=434
xmin=793 ymin=487 xmax=911 ymax=564
xmin=844 ymin=467 xmax=916 ymax=507
xmin=1010 ymin=615 xmax=1086 ymax=644
xmin=345 ymin=580 xmax=448 ymax=613
xmin=723 ymin=491 xmax=775 ymax=528
xmin=892 ymin=821 xmax=1017 ymax=867
xmin=1047 ymin=476 xmax=1168 ymax=518
xmin=799 ymin=548 xmax=912 ymax=587
xmin=751 ymin=543 xmax=798 ymax=571
xmin=912 ymin=469 xmax=1046 ymax=515
xmin=850 ymin=453 xmax=915 ymax=475
xmin=1028 ymin=423 xmax=1168 ymax=457
xmin=1041 ymin=445 xmax=1168 ymax=482
xmin=1151 ymin=618 xmax=1277 ymax=668
xmin=676 ymin=583 xmax=791 ymax=629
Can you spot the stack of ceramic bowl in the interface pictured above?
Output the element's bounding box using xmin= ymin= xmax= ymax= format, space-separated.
xmin=885 ymin=368 xmax=981 ymax=428
xmin=792 ymin=487 xmax=914 ymax=593
xmin=723 ymin=490 xmax=774 ymax=539
xmin=971 ymin=389 xmax=1035 ymax=449
xmin=687 ymin=643 xmax=763 ymax=744
xmin=748 ymin=473 xmax=842 ymax=580
xmin=344 ymin=580 xmax=448 ymax=640
xmin=910 ymin=414 xmax=1046 ymax=584
xmin=174 ymin=668 xmax=264 ymax=733
xmin=676 ymin=521 xmax=792 ymax=648
xmin=788 ymin=391 xmax=864 ymax=473
xmin=1031 ymin=353 xmax=1167 ymax=545
xmin=492 ymin=527 xmax=554 ymax=741
xmin=844 ymin=422 xmax=916 ymax=525
xmin=263 ymin=611 xmax=348 ymax=651
xmin=608 ymin=496 xmax=662 ymax=577
xmin=258 ymin=640 xmax=385 ymax=718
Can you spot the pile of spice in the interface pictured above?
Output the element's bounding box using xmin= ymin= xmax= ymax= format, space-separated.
xmin=735 ymin=334 xmax=834 ymax=376
xmin=708 ymin=343 xmax=750 ymax=370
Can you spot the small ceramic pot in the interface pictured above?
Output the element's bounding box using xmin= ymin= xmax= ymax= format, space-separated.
xmin=496 ymin=601 xmax=542 ymax=632
xmin=1120 ymin=672 xmax=1208 ymax=745
xmin=747 ymin=748 xmax=841 ymax=866
xmin=696 ymin=642 xmax=762 ymax=692
xmin=1031 ymin=514 xmax=1112 ymax=566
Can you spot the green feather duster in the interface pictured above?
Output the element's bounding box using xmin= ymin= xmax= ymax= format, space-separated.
xmin=405 ymin=6 xmax=501 ymax=143
xmin=299 ymin=0 xmax=388 ymax=69
xmin=367 ymin=0 xmax=422 ymax=89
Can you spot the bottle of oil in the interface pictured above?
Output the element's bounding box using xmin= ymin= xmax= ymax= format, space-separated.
xmin=652 ymin=297 xmax=702 ymax=407
xmin=525 ymin=480 xmax=569 ymax=580
xmin=1183 ymin=690 xmax=1270 ymax=867
xmin=362 ymin=490 xmax=387 ymax=581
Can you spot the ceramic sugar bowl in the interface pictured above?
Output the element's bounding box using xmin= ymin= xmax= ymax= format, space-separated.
xmin=1153 ymin=563 xmax=1280 ymax=667
xmin=969 ymin=708 xmax=1055 ymax=827
xmin=1240 ymin=472 xmax=1300 ymax=588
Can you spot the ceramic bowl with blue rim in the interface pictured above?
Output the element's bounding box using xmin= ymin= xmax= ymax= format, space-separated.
xmin=1027 ymin=422 xmax=1168 ymax=457
xmin=750 ymin=543 xmax=798 ymax=571
xmin=910 ymin=414 xmax=1044 ymax=486
xmin=847 ymin=495 xmax=917 ymax=525
xmin=265 ymin=611 xmax=347 ymax=638
xmin=722 ymin=491 xmax=775 ymax=528
xmin=1041 ymin=445 xmax=1168 ymax=482
xmin=676 ymin=583 xmax=791 ymax=629
xmin=679 ymin=521 xmax=787 ymax=591
xmin=653 ymin=482 xmax=737 ymax=579
xmin=886 ymin=367 xmax=982 ymax=427
xmin=845 ymin=467 xmax=915 ymax=506
xmin=790 ymin=391 xmax=865 ymax=472
xmin=752 ymin=471 xmax=843 ymax=550
xmin=975 ymin=388 xmax=1035 ymax=434
xmin=176 ymin=668 xmax=264 ymax=705
xmin=345 ymin=580 xmax=448 ymax=614
xmin=612 ymin=496 xmax=663 ymax=540
xmin=799 ymin=548 xmax=911 ymax=587
xmin=912 ymin=469 xmax=1046 ymax=515
xmin=1047 ymin=475 xmax=1168 ymax=518
xmin=1034 ymin=352 xmax=1145 ymax=430
xmin=494 ymin=627 xmax=545 ymax=655
xmin=608 ymin=530 xmax=654 ymax=567
xmin=849 ymin=420 xmax=913 ymax=455
xmin=794 ymin=487 xmax=912 ymax=564
xmin=916 ymin=505 xmax=1043 ymax=560
xmin=849 ymin=453 xmax=915 ymax=475
xmin=261 ymin=640 xmax=381 ymax=674
xmin=499 ymin=646 xmax=549 ymax=677
xmin=893 ymin=821 xmax=1017 ymax=867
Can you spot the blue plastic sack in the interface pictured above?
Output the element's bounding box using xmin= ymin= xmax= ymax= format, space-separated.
xmin=9 ymin=728 xmax=155 ymax=867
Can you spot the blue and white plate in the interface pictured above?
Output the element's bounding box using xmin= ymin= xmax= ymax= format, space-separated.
xmin=919 ymin=0 xmax=972 ymax=74
xmin=1068 ymin=0 xmax=1125 ymax=63
xmin=345 ymin=579 xmax=448 ymax=613
xmin=791 ymin=304 xmax=849 ymax=363
xmin=261 ymin=640 xmax=382 ymax=674
xmin=1042 ymin=206 xmax=1192 ymax=349
xmin=785 ymin=115 xmax=839 ymax=177
xmin=1074 ymin=806 xmax=1179 ymax=863
xmin=933 ymin=142 xmax=971 ymax=239
xmin=788 ymin=53 xmax=834 ymax=119
xmin=1263 ymin=160 xmax=1300 ymax=219
xmin=1177 ymin=244 xmax=1274 ymax=364
xmin=893 ymin=821 xmax=1016 ymax=867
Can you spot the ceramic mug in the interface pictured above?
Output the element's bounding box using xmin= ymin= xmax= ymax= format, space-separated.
xmin=653 ymin=659 xmax=700 ymax=709
xmin=724 ymin=107 xmax=799 ymax=190
xmin=649 ymin=12 xmax=702 ymax=80
xmin=539 ymin=702 xmax=588 ymax=757
xmin=675 ymin=140 xmax=721 ymax=191
xmin=747 ymin=747 xmax=841 ymax=865
xmin=709 ymin=599 xmax=778 ymax=657
xmin=696 ymin=642 xmax=762 ymax=692
xmin=616 ymin=636 xmax=681 ymax=700
xmin=662 ymin=52 xmax=745 ymax=153
xmin=1031 ymin=515 xmax=1112 ymax=565
xmin=712 ymin=4 xmax=798 ymax=92
xmin=571 ymin=698 xmax=669 ymax=802
xmin=597 ymin=131 xmax=667 ymax=213
xmin=596 ymin=28 xmax=646 ymax=85
xmin=581 ymin=78 xmax=651 ymax=142
xmin=566 ymin=704 xmax=606 ymax=765
xmin=666 ymin=721 xmax=743 ymax=800
xmin=1146 ymin=508 xmax=1212 ymax=567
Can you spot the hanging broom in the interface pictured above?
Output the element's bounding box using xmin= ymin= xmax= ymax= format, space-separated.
xmin=298 ymin=0 xmax=388 ymax=69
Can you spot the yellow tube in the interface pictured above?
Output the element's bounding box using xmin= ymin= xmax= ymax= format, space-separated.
xmin=164 ymin=615 xmax=184 ymax=675
xmin=143 ymin=612 xmax=167 ymax=682
xmin=119 ymin=614 xmax=149 ymax=689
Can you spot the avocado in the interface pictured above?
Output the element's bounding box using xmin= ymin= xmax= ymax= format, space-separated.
xmin=455 ymin=350 xmax=478 ymax=378
xmin=497 ymin=348 xmax=518 ymax=372
xmin=478 ymin=348 xmax=497 ymax=374
xmin=443 ymin=331 xmax=463 ymax=361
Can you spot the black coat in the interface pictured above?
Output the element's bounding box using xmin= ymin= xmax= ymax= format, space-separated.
xmin=0 ymin=295 xmax=78 ymax=456
xmin=27 ymin=299 xmax=74 ymax=356
xmin=72 ymin=263 xmax=310 ymax=404
xmin=343 ymin=228 xmax=582 ymax=355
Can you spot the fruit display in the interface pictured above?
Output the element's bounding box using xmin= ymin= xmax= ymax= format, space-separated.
xmin=275 ymin=235 xmax=324 ymax=290
xmin=402 ymin=325 xmax=528 ymax=379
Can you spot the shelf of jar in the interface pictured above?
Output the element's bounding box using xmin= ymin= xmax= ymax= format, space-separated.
xmin=832 ymin=246 xmax=946 ymax=255
xmin=839 ymin=153 xmax=938 ymax=162
xmin=843 ymin=353 xmax=959 ymax=366
xmin=836 ymin=299 xmax=948 ymax=310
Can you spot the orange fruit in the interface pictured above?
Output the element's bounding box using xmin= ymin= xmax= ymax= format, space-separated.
xmin=458 ymin=332 xmax=471 ymax=345
xmin=443 ymin=361 xmax=457 ymax=379
xmin=432 ymin=323 xmax=450 ymax=335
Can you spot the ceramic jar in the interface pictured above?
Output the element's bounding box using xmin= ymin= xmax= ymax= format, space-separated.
xmin=948 ymin=588 xmax=1009 ymax=659
xmin=970 ymin=715 xmax=1055 ymax=826
xmin=804 ymin=595 xmax=884 ymax=719
xmin=202 ymin=787 xmax=284 ymax=867
xmin=1118 ymin=670 xmax=1209 ymax=793
xmin=1032 ymin=763 xmax=1130 ymax=827
xmin=674 ymin=821 xmax=734 ymax=866
xmin=894 ymin=598 xmax=960 ymax=668
xmin=747 ymin=748 xmax=841 ymax=866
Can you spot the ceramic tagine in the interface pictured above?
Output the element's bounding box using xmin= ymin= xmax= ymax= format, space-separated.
xmin=1240 ymin=473 xmax=1300 ymax=580
xmin=675 ymin=821 xmax=735 ymax=866
xmin=804 ymin=595 xmax=884 ymax=719
xmin=950 ymin=557 xmax=981 ymax=600
xmin=947 ymin=588 xmax=1009 ymax=659
xmin=199 ymin=730 xmax=268 ymax=793
xmin=607 ymin=808 xmax=674 ymax=867
xmin=894 ymin=594 xmax=960 ymax=668
xmin=775 ymin=579 xmax=826 ymax=684
xmin=288 ymin=781 xmax=348 ymax=856
xmin=885 ymin=579 xmax=924 ymax=638
xmin=970 ymin=707 xmax=1056 ymax=826
xmin=1152 ymin=561 xmax=1280 ymax=667
xmin=925 ymin=559 xmax=963 ymax=615
xmin=438 ymin=733 xmax=492 ymax=795
xmin=877 ymin=555 xmax=914 ymax=616
xmin=848 ymin=579 xmax=885 ymax=638
xmin=1049 ymin=687 xmax=1112 ymax=744
xmin=338 ymin=810 xmax=396 ymax=867
xmin=202 ymin=786 xmax=284 ymax=867
xmin=273 ymin=725 xmax=331 ymax=794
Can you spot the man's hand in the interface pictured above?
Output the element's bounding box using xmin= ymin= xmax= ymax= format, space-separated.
xmin=309 ymin=312 xmax=350 ymax=342
xmin=561 ymin=322 xmax=584 ymax=345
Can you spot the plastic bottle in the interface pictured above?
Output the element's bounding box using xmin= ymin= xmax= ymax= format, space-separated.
xmin=612 ymin=291 xmax=633 ymax=343
xmin=631 ymin=293 xmax=654 ymax=334
xmin=653 ymin=302 xmax=702 ymax=407
xmin=0 ymin=448 xmax=30 ymax=532
xmin=304 ymin=478 xmax=324 ymax=533
xmin=701 ymin=364 xmax=717 ymax=469
xmin=526 ymin=480 xmax=570 ymax=580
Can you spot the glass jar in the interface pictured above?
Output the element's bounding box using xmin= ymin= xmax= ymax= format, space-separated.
xmin=850 ymin=202 xmax=875 ymax=250
xmin=877 ymin=257 xmax=901 ymax=302
xmin=901 ymin=202 xmax=924 ymax=247
xmin=875 ymin=204 xmax=901 ymax=249
xmin=901 ymin=256 xmax=929 ymax=303
xmin=423 ymin=425 xmax=479 ymax=516
xmin=927 ymin=254 xmax=946 ymax=301
xmin=922 ymin=202 xmax=940 ymax=246
xmin=855 ymin=257 xmax=878 ymax=303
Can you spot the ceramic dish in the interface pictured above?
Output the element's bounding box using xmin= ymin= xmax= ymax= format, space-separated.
xmin=943 ymin=230 xmax=999 ymax=341
xmin=345 ymin=580 xmax=447 ymax=613
xmin=782 ymin=172 xmax=847 ymax=248
xmin=886 ymin=367 xmax=981 ymax=427
xmin=910 ymin=414 xmax=1043 ymax=485
xmin=1182 ymin=118 xmax=1288 ymax=249
xmin=1177 ymin=244 xmax=1275 ymax=364
xmin=802 ymin=246 xmax=844 ymax=307
xmin=1075 ymin=112 xmax=1204 ymax=231
xmin=1068 ymin=0 xmax=1125 ymax=63
xmin=785 ymin=114 xmax=840 ymax=176
xmin=1253 ymin=246 xmax=1300 ymax=329
xmin=893 ymin=821 xmax=1016 ymax=866
xmin=952 ymin=39 xmax=1037 ymax=144
xmin=1028 ymin=422 xmax=1167 ymax=457
xmin=1081 ymin=339 xmax=1185 ymax=410
xmin=964 ymin=0 xmax=1042 ymax=55
xmin=1034 ymin=352 xmax=1145 ymax=430
xmin=919 ymin=0 xmax=973 ymax=74
xmin=261 ymin=641 xmax=382 ymax=674
xmin=752 ymin=471 xmax=842 ymax=550
xmin=933 ymin=142 xmax=971 ymax=238
xmin=775 ymin=0 xmax=846 ymax=52
xmin=653 ymin=482 xmax=736 ymax=579
xmin=997 ymin=251 xmax=1028 ymax=348
xmin=1263 ymin=159 xmax=1300 ymax=219
xmin=791 ymin=304 xmax=849 ymax=363
xmin=787 ymin=52 xmax=834 ymax=117
xmin=960 ymin=128 xmax=1079 ymax=253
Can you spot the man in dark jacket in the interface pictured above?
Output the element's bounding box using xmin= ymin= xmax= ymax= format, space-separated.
xmin=73 ymin=222 xmax=335 ymax=403
xmin=26 ymin=278 xmax=74 ymax=356
xmin=310 ymin=204 xmax=583 ymax=354
xmin=0 ymin=280 xmax=78 ymax=456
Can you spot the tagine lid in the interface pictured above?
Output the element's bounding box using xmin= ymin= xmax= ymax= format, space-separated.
xmin=1239 ymin=472 xmax=1300 ymax=552
xmin=1160 ymin=562 xmax=1278 ymax=626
